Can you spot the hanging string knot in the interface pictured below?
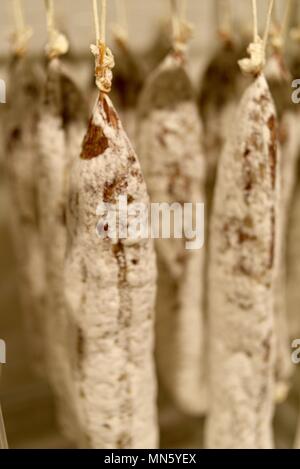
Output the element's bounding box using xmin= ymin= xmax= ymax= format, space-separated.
xmin=11 ymin=26 xmax=32 ymax=57
xmin=172 ymin=19 xmax=193 ymax=53
xmin=175 ymin=20 xmax=193 ymax=51
xmin=44 ymin=0 xmax=69 ymax=59
xmin=112 ymin=0 xmax=128 ymax=46
xmin=238 ymin=0 xmax=274 ymax=76
xmin=216 ymin=0 xmax=232 ymax=42
xmin=270 ymin=24 xmax=284 ymax=51
xmin=45 ymin=29 xmax=69 ymax=59
xmin=238 ymin=37 xmax=265 ymax=75
xmin=91 ymin=42 xmax=115 ymax=94
xmin=171 ymin=0 xmax=193 ymax=53
xmin=270 ymin=0 xmax=292 ymax=52
xmin=11 ymin=0 xmax=32 ymax=56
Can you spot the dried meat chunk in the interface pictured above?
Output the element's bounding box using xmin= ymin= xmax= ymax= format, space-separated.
xmin=65 ymin=93 xmax=158 ymax=448
xmin=137 ymin=51 xmax=207 ymax=416
xmin=37 ymin=57 xmax=88 ymax=443
xmin=5 ymin=56 xmax=46 ymax=376
xmin=266 ymin=52 xmax=299 ymax=400
xmin=206 ymin=74 xmax=279 ymax=449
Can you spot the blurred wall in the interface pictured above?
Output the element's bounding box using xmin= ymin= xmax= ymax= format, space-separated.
xmin=0 ymin=0 xmax=292 ymax=450
xmin=0 ymin=0 xmax=287 ymax=57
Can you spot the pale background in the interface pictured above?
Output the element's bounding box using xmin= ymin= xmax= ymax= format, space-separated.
xmin=0 ymin=0 xmax=296 ymax=449
xmin=0 ymin=0 xmax=288 ymax=56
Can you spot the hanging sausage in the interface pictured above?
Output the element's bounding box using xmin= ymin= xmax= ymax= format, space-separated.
xmin=5 ymin=2 xmax=47 ymax=376
xmin=137 ymin=0 xmax=207 ymax=416
xmin=206 ymin=0 xmax=279 ymax=449
xmin=64 ymin=0 xmax=158 ymax=448
xmin=36 ymin=0 xmax=88 ymax=443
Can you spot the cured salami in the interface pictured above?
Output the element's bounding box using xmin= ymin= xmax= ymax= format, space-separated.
xmin=206 ymin=73 xmax=279 ymax=448
xmin=64 ymin=42 xmax=158 ymax=447
xmin=137 ymin=50 xmax=207 ymax=415
xmin=37 ymin=56 xmax=88 ymax=442
xmin=5 ymin=56 xmax=46 ymax=375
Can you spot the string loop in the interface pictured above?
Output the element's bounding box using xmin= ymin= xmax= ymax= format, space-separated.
xmin=91 ymin=0 xmax=115 ymax=94
xmin=170 ymin=0 xmax=193 ymax=53
xmin=270 ymin=0 xmax=292 ymax=51
xmin=112 ymin=0 xmax=128 ymax=45
xmin=216 ymin=0 xmax=232 ymax=41
xmin=239 ymin=0 xmax=275 ymax=75
xmin=44 ymin=0 xmax=69 ymax=59
xmin=11 ymin=0 xmax=32 ymax=56
xmin=91 ymin=43 xmax=115 ymax=94
xmin=288 ymin=0 xmax=300 ymax=42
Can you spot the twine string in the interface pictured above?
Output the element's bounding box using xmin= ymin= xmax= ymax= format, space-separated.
xmin=11 ymin=0 xmax=32 ymax=56
xmin=281 ymin=0 xmax=293 ymax=44
xmin=91 ymin=0 xmax=115 ymax=95
xmin=252 ymin=0 xmax=258 ymax=41
xmin=239 ymin=0 xmax=275 ymax=75
xmin=171 ymin=0 xmax=180 ymax=44
xmin=113 ymin=0 xmax=129 ymax=43
xmin=44 ymin=0 xmax=69 ymax=58
xmin=290 ymin=0 xmax=300 ymax=40
xmin=263 ymin=0 xmax=276 ymax=49
xmin=271 ymin=0 xmax=293 ymax=49
xmin=93 ymin=0 xmax=100 ymax=43
xmin=170 ymin=0 xmax=193 ymax=52
xmin=216 ymin=0 xmax=232 ymax=39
